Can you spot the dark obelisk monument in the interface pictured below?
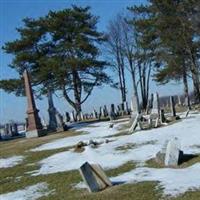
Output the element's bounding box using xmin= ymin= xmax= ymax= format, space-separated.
xmin=23 ymin=69 xmax=43 ymax=138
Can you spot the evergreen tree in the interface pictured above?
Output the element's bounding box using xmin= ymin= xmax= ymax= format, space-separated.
xmin=0 ymin=6 xmax=110 ymax=117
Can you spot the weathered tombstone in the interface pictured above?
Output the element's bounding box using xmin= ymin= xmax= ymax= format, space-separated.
xmin=12 ymin=123 xmax=18 ymax=136
xmin=164 ymin=138 xmax=181 ymax=166
xmin=170 ymin=96 xmax=176 ymax=117
xmin=70 ymin=111 xmax=75 ymax=122
xmin=160 ymin=109 xmax=166 ymax=123
xmin=99 ymin=107 xmax=103 ymax=120
xmin=47 ymin=90 xmax=57 ymax=131
xmin=109 ymin=104 xmax=116 ymax=120
xmin=129 ymin=114 xmax=142 ymax=133
xmin=123 ymin=101 xmax=129 ymax=114
xmin=93 ymin=109 xmax=98 ymax=119
xmin=65 ymin=112 xmax=70 ymax=122
xmin=103 ymin=105 xmax=108 ymax=117
xmin=23 ymin=70 xmax=43 ymax=138
xmin=178 ymin=95 xmax=182 ymax=105
xmin=80 ymin=112 xmax=84 ymax=121
xmin=151 ymin=93 xmax=160 ymax=115
xmin=130 ymin=95 xmax=139 ymax=117
xmin=55 ymin=111 xmax=66 ymax=131
xmin=41 ymin=117 xmax=48 ymax=130
xmin=79 ymin=162 xmax=112 ymax=192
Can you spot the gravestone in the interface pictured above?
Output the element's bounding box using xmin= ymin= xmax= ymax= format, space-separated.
xmin=130 ymin=95 xmax=139 ymax=117
xmin=47 ymin=90 xmax=57 ymax=131
xmin=170 ymin=96 xmax=176 ymax=117
xmin=70 ymin=111 xmax=75 ymax=122
xmin=164 ymin=138 xmax=181 ymax=166
xmin=93 ymin=109 xmax=98 ymax=119
xmin=99 ymin=107 xmax=103 ymax=120
xmin=129 ymin=114 xmax=142 ymax=133
xmin=65 ymin=112 xmax=70 ymax=122
xmin=151 ymin=93 xmax=160 ymax=116
xmin=79 ymin=162 xmax=112 ymax=192
xmin=103 ymin=105 xmax=108 ymax=117
xmin=23 ymin=70 xmax=43 ymax=138
xmin=123 ymin=101 xmax=129 ymax=114
xmin=55 ymin=111 xmax=66 ymax=132
xmin=160 ymin=109 xmax=166 ymax=123
xmin=109 ymin=104 xmax=116 ymax=120
xmin=178 ymin=95 xmax=182 ymax=105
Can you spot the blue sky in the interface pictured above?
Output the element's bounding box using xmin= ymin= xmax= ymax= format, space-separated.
xmin=0 ymin=0 xmax=191 ymax=123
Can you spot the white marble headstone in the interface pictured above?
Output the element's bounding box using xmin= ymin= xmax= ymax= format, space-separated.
xmin=164 ymin=138 xmax=181 ymax=166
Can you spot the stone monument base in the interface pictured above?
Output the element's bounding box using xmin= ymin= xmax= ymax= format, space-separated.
xmin=25 ymin=129 xmax=46 ymax=138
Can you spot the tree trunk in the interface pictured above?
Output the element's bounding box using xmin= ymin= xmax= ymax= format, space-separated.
xmin=72 ymin=70 xmax=82 ymax=117
xmin=182 ymin=64 xmax=191 ymax=109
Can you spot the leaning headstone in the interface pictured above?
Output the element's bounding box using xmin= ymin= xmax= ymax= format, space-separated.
xmin=79 ymin=162 xmax=112 ymax=192
xmin=164 ymin=138 xmax=181 ymax=166
xmin=128 ymin=114 xmax=142 ymax=133
xmin=170 ymin=96 xmax=176 ymax=117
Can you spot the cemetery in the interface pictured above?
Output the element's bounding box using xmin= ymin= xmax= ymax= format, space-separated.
xmin=1 ymin=1 xmax=200 ymax=200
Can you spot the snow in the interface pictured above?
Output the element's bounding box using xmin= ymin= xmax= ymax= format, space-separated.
xmin=32 ymin=113 xmax=200 ymax=176
xmin=0 ymin=156 xmax=24 ymax=168
xmin=110 ymin=163 xmax=200 ymax=197
xmin=28 ymin=112 xmax=200 ymax=197
xmin=31 ymin=119 xmax=129 ymax=152
xmin=0 ymin=182 xmax=52 ymax=200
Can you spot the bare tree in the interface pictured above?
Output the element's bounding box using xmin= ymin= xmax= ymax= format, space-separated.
xmin=106 ymin=15 xmax=127 ymax=106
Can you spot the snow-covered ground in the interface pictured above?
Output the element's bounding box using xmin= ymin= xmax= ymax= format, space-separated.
xmin=31 ymin=118 xmax=129 ymax=152
xmin=0 ymin=182 xmax=52 ymax=200
xmin=29 ymin=112 xmax=200 ymax=197
xmin=0 ymin=156 xmax=24 ymax=168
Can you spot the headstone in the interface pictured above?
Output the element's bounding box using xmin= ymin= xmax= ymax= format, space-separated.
xmin=151 ymin=93 xmax=160 ymax=116
xmin=93 ymin=109 xmax=98 ymax=119
xmin=79 ymin=162 xmax=112 ymax=192
xmin=23 ymin=70 xmax=43 ymax=138
xmin=123 ymin=101 xmax=129 ymax=114
xmin=109 ymin=104 xmax=116 ymax=120
xmin=164 ymin=138 xmax=181 ymax=166
xmin=160 ymin=109 xmax=166 ymax=123
xmin=130 ymin=95 xmax=139 ymax=117
xmin=103 ymin=105 xmax=108 ymax=117
xmin=55 ymin=111 xmax=66 ymax=131
xmin=128 ymin=114 xmax=142 ymax=133
xmin=65 ymin=112 xmax=70 ymax=122
xmin=99 ymin=107 xmax=103 ymax=120
xmin=47 ymin=90 xmax=57 ymax=131
xmin=178 ymin=95 xmax=182 ymax=105
xmin=70 ymin=111 xmax=75 ymax=122
xmin=170 ymin=96 xmax=176 ymax=117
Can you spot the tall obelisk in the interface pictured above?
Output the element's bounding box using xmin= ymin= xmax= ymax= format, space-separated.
xmin=23 ymin=69 xmax=43 ymax=138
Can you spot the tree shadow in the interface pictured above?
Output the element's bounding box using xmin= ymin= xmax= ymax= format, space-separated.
xmin=112 ymin=181 xmax=126 ymax=186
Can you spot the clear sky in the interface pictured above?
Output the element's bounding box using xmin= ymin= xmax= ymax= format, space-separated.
xmin=0 ymin=0 xmax=192 ymax=124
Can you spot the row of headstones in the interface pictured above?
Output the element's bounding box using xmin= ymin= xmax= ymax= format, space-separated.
xmin=51 ymin=102 xmax=129 ymax=125
xmin=37 ymin=102 xmax=130 ymax=133
xmin=129 ymin=93 xmax=179 ymax=133
xmin=0 ymin=123 xmax=21 ymax=139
